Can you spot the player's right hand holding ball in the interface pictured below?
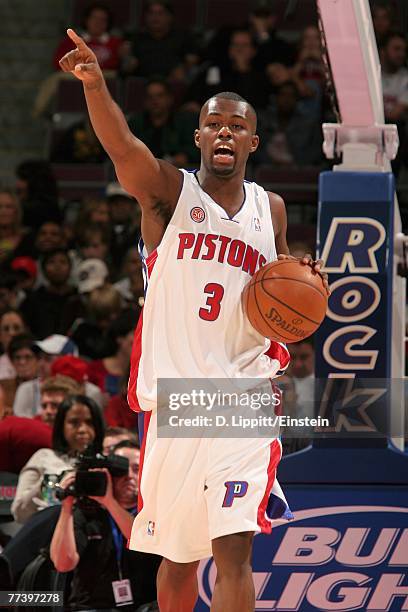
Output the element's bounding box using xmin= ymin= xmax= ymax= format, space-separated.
xmin=59 ymin=29 xmax=103 ymax=88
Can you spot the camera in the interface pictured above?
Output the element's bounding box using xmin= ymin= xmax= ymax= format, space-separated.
xmin=55 ymin=450 xmax=129 ymax=500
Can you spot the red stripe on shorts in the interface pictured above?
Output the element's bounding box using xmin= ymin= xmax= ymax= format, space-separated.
xmin=257 ymin=440 xmax=282 ymax=533
xmin=137 ymin=410 xmax=152 ymax=513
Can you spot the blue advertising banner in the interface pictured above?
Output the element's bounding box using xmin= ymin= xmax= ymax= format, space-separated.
xmin=196 ymin=486 xmax=408 ymax=611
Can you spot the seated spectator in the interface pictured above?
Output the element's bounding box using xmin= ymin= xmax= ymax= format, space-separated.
xmin=104 ymin=372 xmax=138 ymax=430
xmin=15 ymin=160 xmax=61 ymax=229
xmin=11 ymin=395 xmax=104 ymax=524
xmin=33 ymin=222 xmax=67 ymax=286
xmin=114 ymin=246 xmax=145 ymax=308
xmin=70 ymin=224 xmax=111 ymax=286
xmin=51 ymin=116 xmax=108 ymax=164
xmin=88 ymin=309 xmax=139 ymax=398
xmin=51 ymin=355 xmax=105 ymax=409
xmin=10 ymin=257 xmax=38 ymax=305
xmin=248 ymin=3 xmax=296 ymax=69
xmin=288 ymin=337 xmax=315 ymax=420
xmin=122 ymin=0 xmax=199 ymax=80
xmin=276 ymin=374 xmax=310 ymax=455
xmin=0 ymin=188 xmax=33 ymax=267
xmin=290 ymin=26 xmax=326 ymax=116
xmin=103 ymin=426 xmax=139 ymax=455
xmin=380 ymin=32 xmax=408 ymax=123
xmin=36 ymin=375 xmax=82 ymax=426
xmin=0 ymin=273 xmax=20 ymax=313
xmin=21 ymin=249 xmax=76 ymax=339
xmin=128 ymin=78 xmax=199 ymax=169
xmin=0 ymin=334 xmax=39 ymax=412
xmin=13 ymin=335 xmax=79 ymax=418
xmin=186 ymin=29 xmax=272 ymax=111
xmin=33 ymin=3 xmax=124 ymax=118
xmin=0 ymin=309 xmax=26 ymax=381
xmin=256 ymin=81 xmax=323 ymax=166
xmin=61 ymin=258 xmax=109 ymax=333
xmin=106 ymin=183 xmax=140 ymax=278
xmin=50 ymin=440 xmax=160 ymax=610
xmin=372 ymin=1 xmax=396 ymax=48
xmin=54 ymin=3 xmax=124 ymax=72
xmin=74 ymin=197 xmax=111 ymax=235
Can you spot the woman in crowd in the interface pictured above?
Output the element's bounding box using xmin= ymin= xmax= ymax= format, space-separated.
xmin=11 ymin=395 xmax=104 ymax=523
xmin=0 ymin=333 xmax=39 ymax=413
xmin=0 ymin=309 xmax=26 ymax=380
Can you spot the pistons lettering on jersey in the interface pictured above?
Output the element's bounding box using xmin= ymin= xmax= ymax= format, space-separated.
xmin=222 ymin=481 xmax=249 ymax=507
xmin=177 ymin=233 xmax=267 ymax=276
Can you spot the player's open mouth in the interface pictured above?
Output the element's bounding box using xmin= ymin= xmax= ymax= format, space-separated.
xmin=213 ymin=147 xmax=234 ymax=164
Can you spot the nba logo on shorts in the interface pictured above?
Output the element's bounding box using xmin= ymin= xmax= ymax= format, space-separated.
xmin=253 ymin=217 xmax=261 ymax=232
xmin=147 ymin=521 xmax=155 ymax=535
xmin=222 ymin=481 xmax=249 ymax=507
xmin=190 ymin=206 xmax=206 ymax=223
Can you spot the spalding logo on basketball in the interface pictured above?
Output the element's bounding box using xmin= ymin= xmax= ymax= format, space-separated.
xmin=190 ymin=207 xmax=206 ymax=223
xmin=242 ymin=259 xmax=328 ymax=343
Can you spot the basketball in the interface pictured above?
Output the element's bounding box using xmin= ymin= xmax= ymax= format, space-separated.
xmin=242 ymin=259 xmax=328 ymax=343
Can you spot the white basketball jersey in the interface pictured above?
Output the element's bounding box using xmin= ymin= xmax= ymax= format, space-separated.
xmin=136 ymin=169 xmax=284 ymax=411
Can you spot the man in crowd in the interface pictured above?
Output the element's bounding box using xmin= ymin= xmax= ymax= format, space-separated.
xmin=50 ymin=440 xmax=160 ymax=610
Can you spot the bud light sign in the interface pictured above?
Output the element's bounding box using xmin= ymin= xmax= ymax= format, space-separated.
xmin=196 ymin=487 xmax=408 ymax=611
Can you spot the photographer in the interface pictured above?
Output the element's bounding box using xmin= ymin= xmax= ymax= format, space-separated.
xmin=50 ymin=440 xmax=160 ymax=611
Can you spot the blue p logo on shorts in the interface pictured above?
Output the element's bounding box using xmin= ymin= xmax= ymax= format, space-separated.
xmin=222 ymin=481 xmax=249 ymax=507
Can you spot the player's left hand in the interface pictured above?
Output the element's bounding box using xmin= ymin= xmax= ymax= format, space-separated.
xmin=277 ymin=253 xmax=331 ymax=296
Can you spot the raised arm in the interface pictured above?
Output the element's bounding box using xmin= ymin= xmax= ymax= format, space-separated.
xmin=59 ymin=29 xmax=183 ymax=252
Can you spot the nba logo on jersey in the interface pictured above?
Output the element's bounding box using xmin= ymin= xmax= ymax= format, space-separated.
xmin=147 ymin=521 xmax=155 ymax=535
xmin=253 ymin=216 xmax=261 ymax=232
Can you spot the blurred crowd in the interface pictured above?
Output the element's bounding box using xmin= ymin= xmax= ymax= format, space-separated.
xmin=0 ymin=0 xmax=406 ymax=607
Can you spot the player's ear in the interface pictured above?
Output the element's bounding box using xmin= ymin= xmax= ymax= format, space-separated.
xmin=249 ymin=134 xmax=259 ymax=154
xmin=194 ymin=129 xmax=201 ymax=149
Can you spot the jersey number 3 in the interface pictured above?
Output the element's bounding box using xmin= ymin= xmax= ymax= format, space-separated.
xmin=199 ymin=283 xmax=225 ymax=321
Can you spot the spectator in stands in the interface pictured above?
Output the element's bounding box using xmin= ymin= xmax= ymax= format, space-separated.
xmin=123 ymin=0 xmax=198 ymax=80
xmin=277 ymin=374 xmax=310 ymax=455
xmin=11 ymin=395 xmax=104 ymax=523
xmin=21 ymin=249 xmax=76 ymax=339
xmin=70 ymin=284 xmax=123 ymax=360
xmin=104 ymin=371 xmax=138 ymax=430
xmin=54 ymin=3 xmax=124 ymax=72
xmin=15 ymin=161 xmax=61 ymax=229
xmin=114 ymin=246 xmax=145 ymax=308
xmin=36 ymin=375 xmax=82 ymax=426
xmin=256 ymin=81 xmax=323 ymax=166
xmin=106 ymin=183 xmax=141 ymax=277
xmin=289 ymin=26 xmax=326 ymax=117
xmin=288 ymin=337 xmax=315 ymax=419
xmin=0 ymin=333 xmax=39 ymax=412
xmin=128 ymin=78 xmax=199 ymax=169
xmin=380 ymin=32 xmax=408 ymax=123
xmin=61 ymin=258 xmax=109 ymax=334
xmin=0 ymin=309 xmax=25 ymax=381
xmin=50 ymin=440 xmax=160 ymax=610
xmin=186 ymin=29 xmax=272 ymax=111
xmin=50 ymin=355 xmax=105 ymax=409
xmin=103 ymin=426 xmax=139 ymax=454
xmin=50 ymin=116 xmax=108 ymax=164
xmin=0 ymin=188 xmax=30 ymax=267
xmin=74 ymin=198 xmax=111 ymax=235
xmin=10 ymin=257 xmax=38 ymax=305
xmin=248 ymin=2 xmax=296 ymax=69
xmin=70 ymin=224 xmax=111 ymax=286
xmin=0 ymin=273 xmax=20 ymax=313
xmin=13 ymin=335 xmax=79 ymax=418
xmin=34 ymin=221 xmax=66 ymax=258
xmin=372 ymin=1 xmax=395 ymax=48
xmin=88 ymin=309 xmax=139 ymax=399
xmin=33 ymin=3 xmax=124 ymax=118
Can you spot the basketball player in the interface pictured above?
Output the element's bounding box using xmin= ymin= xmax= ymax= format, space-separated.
xmin=60 ymin=29 xmax=329 ymax=612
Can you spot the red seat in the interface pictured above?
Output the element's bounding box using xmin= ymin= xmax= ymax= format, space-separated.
xmin=55 ymin=77 xmax=119 ymax=113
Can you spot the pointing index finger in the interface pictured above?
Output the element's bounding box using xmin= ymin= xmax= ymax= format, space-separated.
xmin=67 ymin=28 xmax=87 ymax=49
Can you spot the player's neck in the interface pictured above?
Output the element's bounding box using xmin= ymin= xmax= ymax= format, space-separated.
xmin=196 ymin=169 xmax=246 ymax=215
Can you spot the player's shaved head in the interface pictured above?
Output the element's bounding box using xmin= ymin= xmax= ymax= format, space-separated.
xmin=200 ymin=92 xmax=257 ymax=133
